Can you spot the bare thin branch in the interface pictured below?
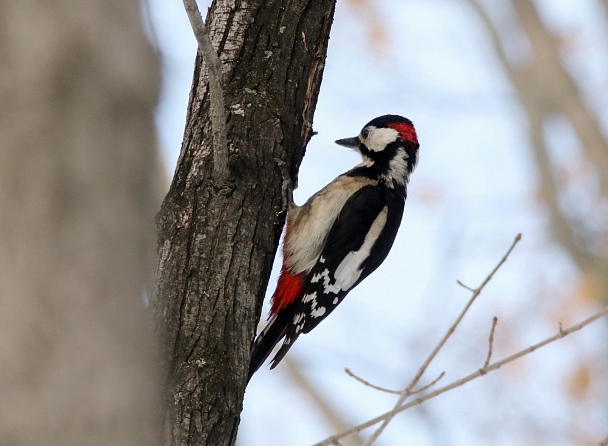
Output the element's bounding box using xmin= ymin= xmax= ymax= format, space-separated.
xmin=182 ymin=0 xmax=229 ymax=182
xmin=483 ymin=317 xmax=498 ymax=369
xmin=345 ymin=369 xmax=401 ymax=395
xmin=409 ymin=371 xmax=445 ymax=395
xmin=311 ymin=305 xmax=608 ymax=446
xmin=456 ymin=280 xmax=474 ymax=292
xmin=360 ymin=234 xmax=521 ymax=446
xmin=346 ymin=368 xmax=446 ymax=397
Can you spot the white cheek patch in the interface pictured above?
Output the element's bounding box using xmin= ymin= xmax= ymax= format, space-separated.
xmin=384 ymin=148 xmax=409 ymax=187
xmin=364 ymin=127 xmax=400 ymax=152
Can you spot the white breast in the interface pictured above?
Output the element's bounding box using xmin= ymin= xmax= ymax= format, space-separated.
xmin=284 ymin=174 xmax=377 ymax=274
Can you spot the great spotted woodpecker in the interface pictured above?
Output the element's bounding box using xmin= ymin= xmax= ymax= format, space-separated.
xmin=248 ymin=115 xmax=419 ymax=380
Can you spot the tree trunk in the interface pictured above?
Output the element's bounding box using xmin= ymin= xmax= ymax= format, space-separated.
xmin=153 ymin=1 xmax=336 ymax=445
xmin=0 ymin=1 xmax=162 ymax=444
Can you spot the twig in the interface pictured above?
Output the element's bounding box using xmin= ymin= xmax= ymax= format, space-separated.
xmin=311 ymin=304 xmax=608 ymax=446
xmin=409 ymin=371 xmax=445 ymax=395
xmin=360 ymin=234 xmax=522 ymax=446
xmin=182 ymin=0 xmax=229 ymax=182
xmin=456 ymin=280 xmax=475 ymax=292
xmin=483 ymin=317 xmax=498 ymax=369
xmin=346 ymin=368 xmax=445 ymax=396
xmin=345 ymin=369 xmax=401 ymax=395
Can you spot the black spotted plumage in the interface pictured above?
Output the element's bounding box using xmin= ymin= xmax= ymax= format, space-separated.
xmin=303 ymin=180 xmax=405 ymax=332
xmin=268 ymin=175 xmax=406 ymax=369
xmin=248 ymin=115 xmax=419 ymax=381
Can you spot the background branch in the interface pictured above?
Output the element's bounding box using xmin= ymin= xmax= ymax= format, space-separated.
xmin=313 ymin=304 xmax=608 ymax=446
xmin=510 ymin=0 xmax=608 ymax=195
xmin=345 ymin=368 xmax=401 ymax=395
xmin=285 ymin=359 xmax=365 ymax=446
xmin=360 ymin=234 xmax=521 ymax=446
xmin=483 ymin=317 xmax=498 ymax=368
xmin=182 ymin=0 xmax=229 ymax=182
xmin=467 ymin=0 xmax=607 ymax=274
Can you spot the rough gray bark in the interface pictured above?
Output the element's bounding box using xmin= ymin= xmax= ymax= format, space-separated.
xmin=153 ymin=0 xmax=336 ymax=445
xmin=0 ymin=1 xmax=162 ymax=445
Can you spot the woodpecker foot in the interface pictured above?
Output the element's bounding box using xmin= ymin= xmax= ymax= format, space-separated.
xmin=273 ymin=158 xmax=293 ymax=212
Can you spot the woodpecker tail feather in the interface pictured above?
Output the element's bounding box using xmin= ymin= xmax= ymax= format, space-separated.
xmin=248 ymin=308 xmax=297 ymax=381
xmin=269 ymin=332 xmax=298 ymax=370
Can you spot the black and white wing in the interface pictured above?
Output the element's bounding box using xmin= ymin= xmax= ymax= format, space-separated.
xmin=270 ymin=184 xmax=405 ymax=366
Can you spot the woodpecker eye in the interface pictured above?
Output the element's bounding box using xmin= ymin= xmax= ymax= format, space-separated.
xmin=361 ymin=129 xmax=369 ymax=139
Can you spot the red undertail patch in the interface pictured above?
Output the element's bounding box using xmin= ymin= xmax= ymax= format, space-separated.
xmin=270 ymin=267 xmax=305 ymax=315
xmin=389 ymin=121 xmax=418 ymax=145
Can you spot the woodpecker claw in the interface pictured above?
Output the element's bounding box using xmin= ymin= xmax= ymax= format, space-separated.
xmin=273 ymin=158 xmax=293 ymax=211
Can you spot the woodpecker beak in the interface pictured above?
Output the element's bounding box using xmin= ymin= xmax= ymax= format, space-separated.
xmin=335 ymin=137 xmax=360 ymax=150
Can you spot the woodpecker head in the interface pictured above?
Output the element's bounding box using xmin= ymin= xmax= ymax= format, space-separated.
xmin=335 ymin=115 xmax=419 ymax=187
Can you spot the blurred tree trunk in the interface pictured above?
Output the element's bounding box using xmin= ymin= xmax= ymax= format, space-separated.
xmin=468 ymin=0 xmax=608 ymax=296
xmin=152 ymin=1 xmax=336 ymax=445
xmin=0 ymin=1 xmax=162 ymax=445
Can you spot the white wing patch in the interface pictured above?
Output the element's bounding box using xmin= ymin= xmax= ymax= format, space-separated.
xmin=333 ymin=206 xmax=388 ymax=290
xmin=297 ymin=291 xmax=327 ymax=323
xmin=302 ymin=292 xmax=317 ymax=303
xmin=309 ymin=206 xmax=389 ymax=301
xmin=310 ymin=306 xmax=326 ymax=318
xmin=293 ymin=311 xmax=306 ymax=333
xmin=311 ymin=269 xmax=342 ymax=294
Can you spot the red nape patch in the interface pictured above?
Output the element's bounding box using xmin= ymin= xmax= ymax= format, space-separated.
xmin=269 ymin=267 xmax=305 ymax=315
xmin=389 ymin=122 xmax=418 ymax=145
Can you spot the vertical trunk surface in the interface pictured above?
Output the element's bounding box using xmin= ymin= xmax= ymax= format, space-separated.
xmin=0 ymin=1 xmax=162 ymax=445
xmin=153 ymin=1 xmax=336 ymax=445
